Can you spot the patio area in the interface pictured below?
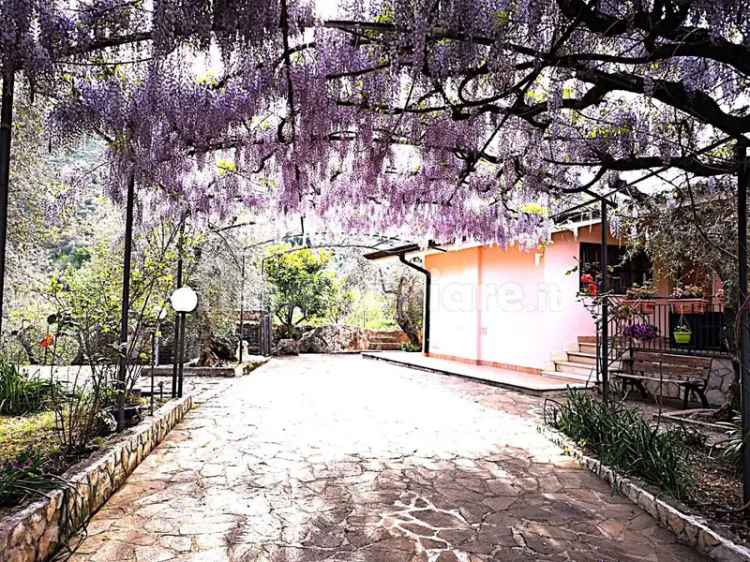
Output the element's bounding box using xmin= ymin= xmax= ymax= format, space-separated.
xmin=361 ymin=351 xmax=589 ymax=395
xmin=62 ymin=355 xmax=703 ymax=562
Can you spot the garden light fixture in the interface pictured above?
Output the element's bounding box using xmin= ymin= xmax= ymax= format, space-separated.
xmin=169 ymin=286 xmax=198 ymax=398
xmin=169 ymin=286 xmax=198 ymax=313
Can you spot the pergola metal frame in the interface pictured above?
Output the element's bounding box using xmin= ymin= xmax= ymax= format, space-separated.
xmin=2 ymin=68 xmax=750 ymax=505
xmin=550 ymin=137 xmax=750 ymax=502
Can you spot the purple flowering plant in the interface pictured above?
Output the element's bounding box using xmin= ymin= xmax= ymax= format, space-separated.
xmin=623 ymin=323 xmax=659 ymax=341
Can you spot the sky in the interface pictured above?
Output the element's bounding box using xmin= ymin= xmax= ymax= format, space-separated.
xmin=315 ymin=0 xmax=348 ymax=19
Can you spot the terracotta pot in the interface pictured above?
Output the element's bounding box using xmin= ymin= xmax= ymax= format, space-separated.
xmin=671 ymin=299 xmax=707 ymax=314
xmin=627 ymin=300 xmax=656 ymax=314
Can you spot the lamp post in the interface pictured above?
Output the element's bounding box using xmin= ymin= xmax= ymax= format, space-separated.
xmin=154 ymin=308 xmax=167 ymax=367
xmin=171 ymin=216 xmax=186 ymax=398
xmin=239 ymin=254 xmax=246 ymax=363
xmin=169 ymin=286 xmax=198 ymax=398
xmin=150 ymin=308 xmax=168 ymax=414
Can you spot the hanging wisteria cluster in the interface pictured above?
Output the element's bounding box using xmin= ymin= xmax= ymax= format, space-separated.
xmin=3 ymin=0 xmax=749 ymax=246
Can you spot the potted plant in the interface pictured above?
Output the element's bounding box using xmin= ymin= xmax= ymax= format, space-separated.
xmin=625 ymin=280 xmax=657 ymax=299
xmin=623 ymin=322 xmax=659 ymax=343
xmin=625 ymin=281 xmax=658 ymax=313
xmin=673 ymin=320 xmax=692 ymax=345
xmin=106 ymin=389 xmax=146 ymax=427
xmin=670 ymin=283 xmax=707 ymax=314
xmin=670 ymin=284 xmax=704 ymax=299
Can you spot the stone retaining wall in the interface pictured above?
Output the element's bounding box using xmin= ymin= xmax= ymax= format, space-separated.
xmin=0 ymin=395 xmax=193 ymax=562
xmin=274 ymin=326 xmax=410 ymax=355
xmin=546 ymin=430 xmax=750 ymax=562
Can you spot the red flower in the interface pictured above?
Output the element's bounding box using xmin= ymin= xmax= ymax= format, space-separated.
xmin=587 ymin=283 xmax=598 ymax=296
xmin=39 ymin=335 xmax=54 ymax=349
xmin=580 ymin=273 xmax=594 ymax=284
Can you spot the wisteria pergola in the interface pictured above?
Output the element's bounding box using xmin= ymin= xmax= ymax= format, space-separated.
xmin=1 ymin=0 xmax=749 ymax=499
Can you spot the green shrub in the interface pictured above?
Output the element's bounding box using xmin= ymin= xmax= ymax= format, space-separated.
xmin=0 ymin=360 xmax=59 ymax=415
xmin=554 ymin=391 xmax=694 ymax=499
xmin=720 ymin=413 xmax=743 ymax=470
xmin=0 ymin=447 xmax=60 ymax=507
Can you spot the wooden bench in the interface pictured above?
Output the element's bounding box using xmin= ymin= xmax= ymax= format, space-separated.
xmin=613 ymin=351 xmax=712 ymax=408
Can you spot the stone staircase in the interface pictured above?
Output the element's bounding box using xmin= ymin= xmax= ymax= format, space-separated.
xmin=367 ymin=330 xmax=406 ymax=351
xmin=542 ymin=337 xmax=623 ymax=386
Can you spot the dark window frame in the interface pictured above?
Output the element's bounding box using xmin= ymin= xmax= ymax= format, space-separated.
xmin=579 ymin=243 xmax=652 ymax=294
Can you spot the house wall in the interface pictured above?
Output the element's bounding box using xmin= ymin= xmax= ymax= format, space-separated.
xmin=428 ymin=246 xmax=480 ymax=361
xmin=425 ymin=223 xmax=623 ymax=371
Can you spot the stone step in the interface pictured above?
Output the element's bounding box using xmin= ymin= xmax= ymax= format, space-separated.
xmin=553 ymin=360 xmax=623 ymax=377
xmin=577 ymin=342 xmax=623 ymax=357
xmin=554 ymin=361 xmax=596 ymax=376
xmin=566 ymin=351 xmax=597 ymax=366
xmin=541 ymin=370 xmax=593 ymax=385
xmin=578 ymin=342 xmax=597 ymax=354
xmin=367 ymin=343 xmax=403 ymax=351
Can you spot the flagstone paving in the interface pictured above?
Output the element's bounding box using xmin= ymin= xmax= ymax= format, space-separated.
xmin=62 ymin=354 xmax=706 ymax=562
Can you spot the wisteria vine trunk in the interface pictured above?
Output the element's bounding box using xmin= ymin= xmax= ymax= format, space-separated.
xmin=0 ymin=70 xmax=13 ymax=339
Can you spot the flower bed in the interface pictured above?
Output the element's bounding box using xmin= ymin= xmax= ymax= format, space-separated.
xmin=546 ymin=428 xmax=750 ymax=562
xmin=0 ymin=394 xmax=192 ymax=562
xmin=545 ymin=394 xmax=750 ymax=561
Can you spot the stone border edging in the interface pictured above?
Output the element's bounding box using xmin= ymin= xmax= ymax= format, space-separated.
xmin=0 ymin=394 xmax=193 ymax=562
xmin=146 ymin=357 xmax=269 ymax=379
xmin=543 ymin=428 xmax=750 ymax=562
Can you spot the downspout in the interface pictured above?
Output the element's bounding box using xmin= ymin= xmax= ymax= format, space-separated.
xmin=399 ymin=253 xmax=431 ymax=354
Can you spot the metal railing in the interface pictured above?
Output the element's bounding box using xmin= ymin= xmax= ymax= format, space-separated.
xmin=594 ymin=295 xmax=728 ymax=395
xmin=594 ymin=301 xmax=625 ymax=391
xmin=610 ymin=295 xmax=727 ymax=357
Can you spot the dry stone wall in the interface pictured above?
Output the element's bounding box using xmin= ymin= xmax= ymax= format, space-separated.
xmin=0 ymin=395 xmax=193 ymax=562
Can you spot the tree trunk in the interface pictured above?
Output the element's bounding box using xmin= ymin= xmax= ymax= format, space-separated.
xmin=197 ymin=309 xmax=219 ymax=367
xmin=380 ymin=271 xmax=423 ymax=347
xmin=14 ymin=329 xmax=37 ymax=364
xmin=285 ymin=307 xmax=295 ymax=334
xmin=394 ymin=277 xmax=421 ymax=347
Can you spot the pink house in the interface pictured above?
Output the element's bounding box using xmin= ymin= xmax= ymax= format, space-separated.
xmin=422 ymin=220 xmax=627 ymax=378
xmin=426 ymin=223 xmax=604 ymax=374
xmin=366 ymin=216 xmax=729 ymax=396
xmin=365 ymin=218 xmax=628 ymax=381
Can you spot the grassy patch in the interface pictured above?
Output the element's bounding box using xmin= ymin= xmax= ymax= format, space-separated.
xmin=0 ymin=447 xmax=63 ymax=508
xmin=0 ymin=411 xmax=59 ymax=464
xmin=0 ymin=412 xmax=65 ymax=508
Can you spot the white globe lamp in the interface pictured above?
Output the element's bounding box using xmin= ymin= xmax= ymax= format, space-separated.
xmin=169 ymin=286 xmax=198 ymax=399
xmin=170 ymin=286 xmax=198 ymax=313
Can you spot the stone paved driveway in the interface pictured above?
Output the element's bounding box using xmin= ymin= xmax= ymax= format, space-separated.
xmin=64 ymin=355 xmax=706 ymax=562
